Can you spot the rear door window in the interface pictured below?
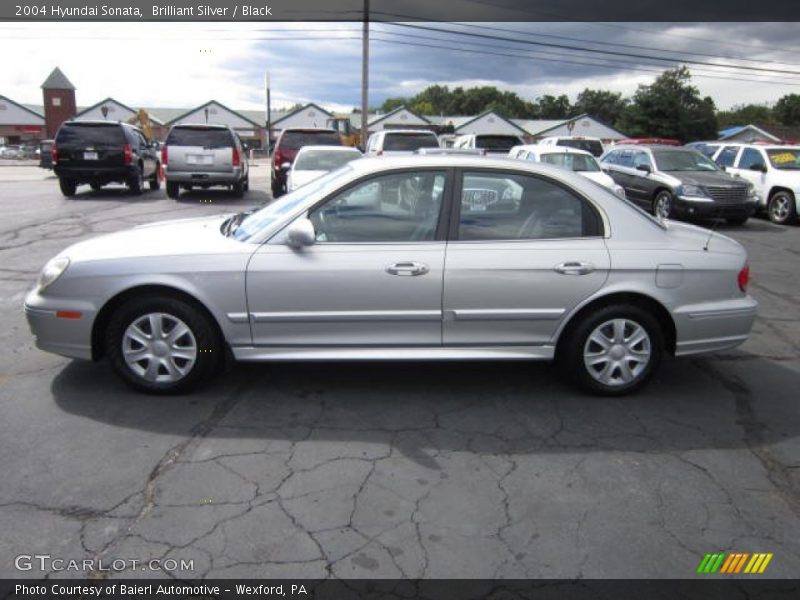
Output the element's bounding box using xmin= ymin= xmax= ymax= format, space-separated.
xmin=715 ymin=146 xmax=740 ymax=167
xmin=166 ymin=127 xmax=233 ymax=148
xmin=280 ymin=131 xmax=342 ymax=150
xmin=474 ymin=135 xmax=521 ymax=152
xmin=556 ymin=139 xmax=604 ymax=156
xmin=56 ymin=123 xmax=124 ymax=146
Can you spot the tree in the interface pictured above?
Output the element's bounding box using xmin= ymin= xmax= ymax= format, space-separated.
xmin=774 ymin=94 xmax=800 ymax=126
xmin=574 ymin=89 xmax=627 ymax=126
xmin=618 ymin=66 xmax=717 ymax=142
xmin=717 ymin=103 xmax=775 ymax=128
xmin=380 ymin=97 xmax=408 ymax=113
xmin=535 ymin=94 xmax=573 ymax=119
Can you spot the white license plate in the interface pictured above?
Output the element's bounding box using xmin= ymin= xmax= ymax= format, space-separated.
xmin=188 ymin=155 xmax=213 ymax=165
xmin=83 ymin=151 xmax=98 ymax=160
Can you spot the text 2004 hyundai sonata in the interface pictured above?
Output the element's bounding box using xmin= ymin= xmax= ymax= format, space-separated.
xmin=25 ymin=156 xmax=757 ymax=395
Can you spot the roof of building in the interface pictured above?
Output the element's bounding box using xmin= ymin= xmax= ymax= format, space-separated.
xmin=41 ymin=67 xmax=76 ymax=90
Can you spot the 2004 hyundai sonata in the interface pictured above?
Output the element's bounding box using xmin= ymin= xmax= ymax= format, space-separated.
xmin=25 ymin=156 xmax=757 ymax=395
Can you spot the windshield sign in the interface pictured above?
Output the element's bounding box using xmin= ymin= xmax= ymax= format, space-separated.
xmin=766 ymin=148 xmax=800 ymax=170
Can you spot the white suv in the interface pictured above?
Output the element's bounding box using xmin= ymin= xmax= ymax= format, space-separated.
xmin=711 ymin=143 xmax=800 ymax=224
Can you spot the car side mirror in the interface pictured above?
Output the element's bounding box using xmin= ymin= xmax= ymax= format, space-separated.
xmin=286 ymin=218 xmax=316 ymax=248
xmin=281 ymin=162 xmax=291 ymax=171
xmin=636 ymin=164 xmax=651 ymax=174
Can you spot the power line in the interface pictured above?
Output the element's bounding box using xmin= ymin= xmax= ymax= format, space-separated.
xmin=383 ymin=22 xmax=800 ymax=78
xmin=369 ymin=36 xmax=800 ymax=88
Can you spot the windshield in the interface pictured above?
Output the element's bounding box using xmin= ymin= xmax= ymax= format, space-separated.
xmin=652 ymin=150 xmax=720 ymax=172
xmin=540 ymin=152 xmax=600 ymax=172
xmin=231 ymin=166 xmax=355 ymax=241
xmin=556 ymin=139 xmax=604 ymax=157
xmin=166 ymin=127 xmax=232 ymax=148
xmin=475 ymin=135 xmax=521 ymax=152
xmin=766 ymin=148 xmax=800 ymax=170
xmin=383 ymin=133 xmax=439 ymax=151
xmin=294 ymin=149 xmax=360 ymax=171
xmin=56 ymin=123 xmax=123 ymax=146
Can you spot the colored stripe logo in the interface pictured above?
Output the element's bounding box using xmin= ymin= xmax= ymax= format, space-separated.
xmin=696 ymin=552 xmax=773 ymax=574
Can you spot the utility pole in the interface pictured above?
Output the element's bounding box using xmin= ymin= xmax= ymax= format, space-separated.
xmin=266 ymin=70 xmax=271 ymax=153
xmin=360 ymin=0 xmax=369 ymax=151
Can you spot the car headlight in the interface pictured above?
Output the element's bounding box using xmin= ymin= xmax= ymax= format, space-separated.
xmin=37 ymin=257 xmax=70 ymax=291
xmin=746 ymin=182 xmax=758 ymax=200
xmin=680 ymin=184 xmax=707 ymax=197
xmin=612 ymin=184 xmax=626 ymax=199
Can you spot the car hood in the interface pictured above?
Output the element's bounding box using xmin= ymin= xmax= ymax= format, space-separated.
xmin=57 ymin=214 xmax=248 ymax=263
xmin=663 ymin=219 xmax=745 ymax=255
xmin=289 ymin=169 xmax=328 ymax=189
xmin=667 ymin=171 xmax=748 ymax=188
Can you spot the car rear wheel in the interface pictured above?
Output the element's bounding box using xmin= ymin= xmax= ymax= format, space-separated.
xmin=166 ymin=181 xmax=180 ymax=199
xmin=128 ymin=167 xmax=144 ymax=195
xmin=271 ymin=177 xmax=283 ymax=198
xmin=652 ymin=190 xmax=673 ymax=220
xmin=105 ymin=295 xmax=220 ymax=394
xmin=149 ymin=163 xmax=161 ymax=191
xmin=232 ymin=180 xmax=245 ymax=198
xmin=59 ymin=177 xmax=77 ymax=197
xmin=559 ymin=304 xmax=663 ymax=396
xmin=768 ymin=190 xmax=797 ymax=225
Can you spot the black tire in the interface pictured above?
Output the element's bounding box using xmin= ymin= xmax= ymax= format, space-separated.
xmin=243 ymin=172 xmax=250 ymax=192
xmin=149 ymin=163 xmax=161 ymax=191
xmin=90 ymin=182 xmax=103 ymax=192
xmin=767 ymin=190 xmax=797 ymax=225
xmin=271 ymin=177 xmax=283 ymax=198
xmin=59 ymin=177 xmax=77 ymax=197
xmin=726 ymin=216 xmax=748 ymax=226
xmin=166 ymin=181 xmax=180 ymax=199
xmin=652 ymin=190 xmax=673 ymax=220
xmin=232 ymin=180 xmax=245 ymax=198
xmin=558 ymin=304 xmax=664 ymax=396
xmin=128 ymin=167 xmax=144 ymax=195
xmin=104 ymin=295 xmax=221 ymax=394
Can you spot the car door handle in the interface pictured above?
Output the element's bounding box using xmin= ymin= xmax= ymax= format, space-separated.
xmin=554 ymin=261 xmax=595 ymax=275
xmin=386 ymin=262 xmax=430 ymax=276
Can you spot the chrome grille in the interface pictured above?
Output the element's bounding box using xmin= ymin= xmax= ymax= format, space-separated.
xmin=704 ymin=185 xmax=748 ymax=204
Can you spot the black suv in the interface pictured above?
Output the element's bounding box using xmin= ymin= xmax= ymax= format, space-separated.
xmin=52 ymin=120 xmax=160 ymax=197
xmin=600 ymin=145 xmax=757 ymax=225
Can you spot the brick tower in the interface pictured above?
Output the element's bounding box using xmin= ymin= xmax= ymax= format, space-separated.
xmin=41 ymin=67 xmax=76 ymax=138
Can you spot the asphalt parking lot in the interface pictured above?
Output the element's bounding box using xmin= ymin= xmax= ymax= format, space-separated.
xmin=0 ymin=163 xmax=799 ymax=580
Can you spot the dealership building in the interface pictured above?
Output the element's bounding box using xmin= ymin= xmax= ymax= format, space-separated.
xmin=1 ymin=67 xmax=629 ymax=147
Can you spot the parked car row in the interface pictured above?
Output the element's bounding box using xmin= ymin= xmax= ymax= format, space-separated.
xmin=0 ymin=143 xmax=38 ymax=159
xmin=50 ymin=120 xmax=250 ymax=199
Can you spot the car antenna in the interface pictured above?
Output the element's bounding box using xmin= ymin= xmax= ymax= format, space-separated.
xmin=703 ymin=207 xmax=725 ymax=251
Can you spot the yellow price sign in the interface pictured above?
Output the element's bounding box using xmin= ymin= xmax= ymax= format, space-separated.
xmin=771 ymin=152 xmax=797 ymax=164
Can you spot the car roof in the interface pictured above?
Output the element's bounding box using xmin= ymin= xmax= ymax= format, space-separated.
xmin=344 ymin=154 xmax=594 ymax=177
xmin=171 ymin=123 xmax=230 ymax=129
xmin=282 ymin=127 xmax=337 ymax=133
xmin=610 ymin=144 xmax=691 ymax=152
xmin=511 ymin=144 xmax=593 ymax=156
xmin=380 ymin=129 xmax=438 ymax=135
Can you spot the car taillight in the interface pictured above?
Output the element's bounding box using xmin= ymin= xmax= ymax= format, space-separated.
xmin=232 ymin=146 xmax=241 ymax=167
xmin=161 ymin=144 xmax=168 ymax=166
xmin=273 ymin=151 xmax=282 ymax=167
xmin=738 ymin=264 xmax=750 ymax=293
xmin=122 ymin=143 xmax=133 ymax=166
xmin=50 ymin=144 xmax=58 ymax=165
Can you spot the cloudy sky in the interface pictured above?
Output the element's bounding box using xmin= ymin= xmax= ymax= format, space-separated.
xmin=1 ymin=22 xmax=800 ymax=113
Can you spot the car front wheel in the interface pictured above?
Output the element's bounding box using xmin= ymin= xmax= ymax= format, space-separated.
xmin=105 ymin=295 xmax=220 ymax=394
xmin=559 ymin=304 xmax=663 ymax=396
xmin=652 ymin=190 xmax=673 ymax=220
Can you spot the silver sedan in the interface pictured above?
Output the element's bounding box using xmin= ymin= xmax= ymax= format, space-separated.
xmin=25 ymin=156 xmax=757 ymax=395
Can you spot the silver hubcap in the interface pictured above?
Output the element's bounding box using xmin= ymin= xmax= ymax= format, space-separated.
xmin=655 ymin=195 xmax=671 ymax=219
xmin=771 ymin=195 xmax=789 ymax=220
xmin=122 ymin=313 xmax=197 ymax=383
xmin=583 ymin=319 xmax=652 ymax=387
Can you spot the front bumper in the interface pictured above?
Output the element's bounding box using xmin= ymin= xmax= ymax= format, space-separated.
xmin=674 ymin=196 xmax=758 ymax=219
xmin=24 ymin=289 xmax=96 ymax=361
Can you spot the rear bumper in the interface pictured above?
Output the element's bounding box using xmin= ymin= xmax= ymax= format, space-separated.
xmin=54 ymin=165 xmax=137 ymax=183
xmin=24 ymin=289 xmax=95 ymax=361
xmin=673 ymin=295 xmax=758 ymax=356
xmin=165 ymin=167 xmax=243 ymax=185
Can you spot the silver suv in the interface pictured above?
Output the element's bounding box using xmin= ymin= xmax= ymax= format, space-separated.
xmin=162 ymin=124 xmax=249 ymax=198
